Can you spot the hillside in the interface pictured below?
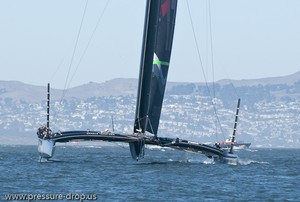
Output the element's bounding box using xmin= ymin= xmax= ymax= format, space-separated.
xmin=0 ymin=71 xmax=300 ymax=147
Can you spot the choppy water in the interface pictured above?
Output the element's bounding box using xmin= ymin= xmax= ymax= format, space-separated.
xmin=1 ymin=144 xmax=299 ymax=201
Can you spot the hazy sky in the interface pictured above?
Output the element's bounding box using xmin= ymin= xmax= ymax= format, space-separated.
xmin=1 ymin=0 xmax=300 ymax=89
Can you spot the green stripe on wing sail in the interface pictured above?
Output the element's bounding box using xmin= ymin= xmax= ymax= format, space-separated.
xmin=153 ymin=60 xmax=169 ymax=66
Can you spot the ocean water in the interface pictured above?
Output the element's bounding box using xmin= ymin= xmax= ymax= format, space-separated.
xmin=1 ymin=144 xmax=299 ymax=201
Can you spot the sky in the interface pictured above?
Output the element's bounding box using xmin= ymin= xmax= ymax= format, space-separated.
xmin=1 ymin=0 xmax=300 ymax=89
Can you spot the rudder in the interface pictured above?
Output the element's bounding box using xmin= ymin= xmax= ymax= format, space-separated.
xmin=129 ymin=139 xmax=145 ymax=161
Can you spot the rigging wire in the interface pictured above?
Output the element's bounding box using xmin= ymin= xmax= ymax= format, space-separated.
xmin=207 ymin=0 xmax=240 ymax=142
xmin=186 ymin=0 xmax=225 ymax=140
xmin=186 ymin=0 xmax=207 ymax=87
xmin=67 ymin=0 xmax=110 ymax=90
xmin=208 ymin=0 xmax=215 ymax=100
xmin=208 ymin=0 xmax=240 ymax=142
xmin=49 ymin=0 xmax=89 ymax=129
xmin=60 ymin=0 xmax=90 ymax=102
xmin=49 ymin=0 xmax=110 ymax=90
xmin=207 ymin=0 xmax=225 ymax=141
xmin=51 ymin=0 xmax=110 ymax=128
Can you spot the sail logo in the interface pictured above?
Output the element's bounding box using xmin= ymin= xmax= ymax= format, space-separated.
xmin=152 ymin=53 xmax=168 ymax=93
xmin=161 ymin=0 xmax=170 ymax=17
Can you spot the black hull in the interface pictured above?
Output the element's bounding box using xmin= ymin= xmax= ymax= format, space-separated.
xmin=42 ymin=130 xmax=229 ymax=160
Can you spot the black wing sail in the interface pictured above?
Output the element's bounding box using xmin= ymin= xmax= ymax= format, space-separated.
xmin=134 ymin=0 xmax=178 ymax=137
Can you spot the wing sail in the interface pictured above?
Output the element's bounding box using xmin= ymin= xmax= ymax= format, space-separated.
xmin=134 ymin=0 xmax=178 ymax=136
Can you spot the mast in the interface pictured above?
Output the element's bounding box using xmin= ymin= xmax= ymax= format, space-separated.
xmin=229 ymin=98 xmax=241 ymax=154
xmin=134 ymin=0 xmax=178 ymax=137
xmin=130 ymin=0 xmax=177 ymax=160
xmin=47 ymin=83 xmax=50 ymax=134
xmin=134 ymin=0 xmax=151 ymax=133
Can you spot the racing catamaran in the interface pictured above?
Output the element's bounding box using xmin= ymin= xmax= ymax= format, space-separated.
xmin=37 ymin=0 xmax=239 ymax=163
